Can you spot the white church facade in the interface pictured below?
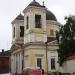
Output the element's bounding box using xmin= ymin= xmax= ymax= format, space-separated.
xmin=11 ymin=0 xmax=61 ymax=75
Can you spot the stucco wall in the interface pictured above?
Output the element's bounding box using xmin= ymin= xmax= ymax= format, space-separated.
xmin=23 ymin=44 xmax=59 ymax=72
xmin=11 ymin=49 xmax=23 ymax=74
xmin=24 ymin=44 xmax=46 ymax=71
xmin=46 ymin=20 xmax=59 ymax=37
xmin=12 ymin=20 xmax=24 ymax=44
xmin=62 ymin=60 xmax=75 ymax=73
xmin=24 ymin=7 xmax=47 ymax=44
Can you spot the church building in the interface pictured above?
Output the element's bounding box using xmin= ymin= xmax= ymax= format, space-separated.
xmin=11 ymin=0 xmax=61 ymax=75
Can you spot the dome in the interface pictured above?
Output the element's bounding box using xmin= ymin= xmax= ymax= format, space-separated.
xmin=46 ymin=10 xmax=57 ymax=21
xmin=29 ymin=0 xmax=45 ymax=7
xmin=28 ymin=0 xmax=57 ymax=21
xmin=16 ymin=13 xmax=24 ymax=20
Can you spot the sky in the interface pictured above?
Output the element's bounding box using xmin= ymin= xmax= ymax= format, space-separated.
xmin=0 ymin=0 xmax=75 ymax=51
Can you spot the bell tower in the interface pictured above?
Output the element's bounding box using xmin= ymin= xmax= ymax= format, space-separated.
xmin=11 ymin=13 xmax=24 ymax=44
xmin=23 ymin=0 xmax=47 ymax=44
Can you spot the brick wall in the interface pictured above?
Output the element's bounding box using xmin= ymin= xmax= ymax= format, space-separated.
xmin=0 ymin=57 xmax=9 ymax=73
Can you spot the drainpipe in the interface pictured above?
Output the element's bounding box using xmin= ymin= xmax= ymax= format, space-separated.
xmin=45 ymin=42 xmax=48 ymax=74
xmin=21 ymin=45 xmax=24 ymax=72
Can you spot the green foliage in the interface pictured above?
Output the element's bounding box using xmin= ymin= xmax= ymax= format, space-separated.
xmin=56 ymin=16 xmax=75 ymax=66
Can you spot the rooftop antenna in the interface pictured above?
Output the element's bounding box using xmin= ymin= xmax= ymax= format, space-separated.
xmin=43 ymin=1 xmax=45 ymax=6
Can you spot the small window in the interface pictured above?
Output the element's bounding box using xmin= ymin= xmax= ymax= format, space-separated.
xmin=26 ymin=16 xmax=29 ymax=29
xmin=51 ymin=58 xmax=55 ymax=69
xmin=50 ymin=29 xmax=54 ymax=36
xmin=13 ymin=27 xmax=15 ymax=37
xmin=37 ymin=58 xmax=42 ymax=69
xmin=35 ymin=15 xmax=41 ymax=28
xmin=20 ymin=26 xmax=24 ymax=37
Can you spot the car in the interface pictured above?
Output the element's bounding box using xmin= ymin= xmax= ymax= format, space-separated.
xmin=22 ymin=68 xmax=42 ymax=75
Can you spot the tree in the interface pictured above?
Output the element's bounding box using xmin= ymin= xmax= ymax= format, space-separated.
xmin=56 ymin=16 xmax=75 ymax=66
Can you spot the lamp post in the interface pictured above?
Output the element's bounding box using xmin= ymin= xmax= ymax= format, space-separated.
xmin=45 ymin=42 xmax=48 ymax=73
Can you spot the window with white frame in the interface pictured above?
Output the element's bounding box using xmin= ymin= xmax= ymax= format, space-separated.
xmin=37 ymin=58 xmax=42 ymax=69
xmin=51 ymin=58 xmax=55 ymax=69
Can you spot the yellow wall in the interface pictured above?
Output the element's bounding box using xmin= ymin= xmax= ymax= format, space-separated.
xmin=46 ymin=20 xmax=59 ymax=37
xmin=24 ymin=44 xmax=47 ymax=71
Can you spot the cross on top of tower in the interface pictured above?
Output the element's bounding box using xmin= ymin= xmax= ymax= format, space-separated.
xmin=43 ymin=1 xmax=44 ymax=6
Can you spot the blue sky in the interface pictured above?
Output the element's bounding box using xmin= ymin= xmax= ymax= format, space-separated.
xmin=0 ymin=0 xmax=75 ymax=51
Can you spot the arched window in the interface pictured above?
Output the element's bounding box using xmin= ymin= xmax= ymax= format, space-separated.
xmin=20 ymin=26 xmax=24 ymax=37
xmin=26 ymin=16 xmax=29 ymax=29
xmin=35 ymin=15 xmax=41 ymax=28
xmin=13 ymin=27 xmax=15 ymax=37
